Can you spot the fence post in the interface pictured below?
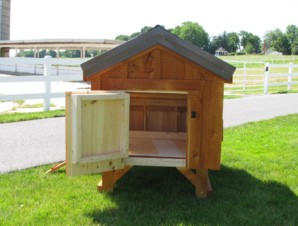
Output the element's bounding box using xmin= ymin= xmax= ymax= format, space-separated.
xmin=264 ymin=63 xmax=270 ymax=94
xmin=43 ymin=56 xmax=52 ymax=111
xmin=243 ymin=63 xmax=247 ymax=92
xmin=15 ymin=59 xmax=18 ymax=73
xmin=288 ymin=63 xmax=293 ymax=91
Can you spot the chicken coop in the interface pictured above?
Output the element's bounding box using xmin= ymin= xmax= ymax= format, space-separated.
xmin=65 ymin=26 xmax=235 ymax=198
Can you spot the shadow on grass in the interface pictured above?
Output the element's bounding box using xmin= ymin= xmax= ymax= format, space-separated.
xmin=87 ymin=166 xmax=297 ymax=226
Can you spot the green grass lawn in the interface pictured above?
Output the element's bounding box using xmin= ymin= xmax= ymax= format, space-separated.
xmin=0 ymin=110 xmax=65 ymax=123
xmin=0 ymin=114 xmax=297 ymax=225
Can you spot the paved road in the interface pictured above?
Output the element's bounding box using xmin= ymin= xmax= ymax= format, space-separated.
xmin=1 ymin=94 xmax=298 ymax=173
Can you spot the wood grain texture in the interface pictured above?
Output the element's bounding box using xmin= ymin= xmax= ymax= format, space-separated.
xmin=200 ymin=79 xmax=224 ymax=170
xmin=90 ymin=45 xmax=218 ymax=90
xmin=187 ymin=91 xmax=203 ymax=169
xmin=66 ymin=91 xmax=130 ymax=176
xmin=85 ymin=44 xmax=226 ymax=171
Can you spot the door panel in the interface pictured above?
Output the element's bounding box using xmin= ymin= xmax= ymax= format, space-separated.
xmin=66 ymin=91 xmax=130 ymax=176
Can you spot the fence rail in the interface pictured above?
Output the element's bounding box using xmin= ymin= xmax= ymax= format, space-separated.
xmin=0 ymin=57 xmax=298 ymax=112
xmin=0 ymin=56 xmax=88 ymax=111
xmin=224 ymin=60 xmax=298 ymax=95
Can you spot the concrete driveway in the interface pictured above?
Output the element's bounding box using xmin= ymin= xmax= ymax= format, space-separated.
xmin=1 ymin=94 xmax=298 ymax=173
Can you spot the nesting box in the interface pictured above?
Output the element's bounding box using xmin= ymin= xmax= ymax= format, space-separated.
xmin=66 ymin=26 xmax=235 ymax=198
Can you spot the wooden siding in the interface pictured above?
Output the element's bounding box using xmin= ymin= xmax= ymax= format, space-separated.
xmin=86 ymin=45 xmax=218 ymax=87
xmin=85 ymin=45 xmax=225 ymax=170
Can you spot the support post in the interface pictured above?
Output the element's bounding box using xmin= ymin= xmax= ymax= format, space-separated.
xmin=43 ymin=56 xmax=52 ymax=111
xmin=97 ymin=166 xmax=132 ymax=193
xmin=15 ymin=47 xmax=18 ymax=72
xmin=264 ymin=62 xmax=270 ymax=94
xmin=177 ymin=168 xmax=212 ymax=198
xmin=82 ymin=46 xmax=86 ymax=58
xmin=288 ymin=63 xmax=293 ymax=91
xmin=195 ymin=169 xmax=209 ymax=198
xmin=98 ymin=171 xmax=114 ymax=192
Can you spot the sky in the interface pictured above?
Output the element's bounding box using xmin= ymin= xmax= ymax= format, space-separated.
xmin=10 ymin=0 xmax=298 ymax=41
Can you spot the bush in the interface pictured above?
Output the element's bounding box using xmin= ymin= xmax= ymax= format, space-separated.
xmin=236 ymin=52 xmax=246 ymax=55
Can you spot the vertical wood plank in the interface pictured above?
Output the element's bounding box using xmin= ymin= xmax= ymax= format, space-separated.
xmin=152 ymin=48 xmax=161 ymax=79
xmin=72 ymin=95 xmax=82 ymax=163
xmin=200 ymin=79 xmax=224 ymax=170
xmin=91 ymin=80 xmax=101 ymax=90
xmin=65 ymin=92 xmax=72 ymax=176
xmin=187 ymin=91 xmax=203 ymax=169
xmin=122 ymin=95 xmax=130 ymax=156
xmin=82 ymin=100 xmax=92 ymax=157
xmin=184 ymin=63 xmax=193 ymax=80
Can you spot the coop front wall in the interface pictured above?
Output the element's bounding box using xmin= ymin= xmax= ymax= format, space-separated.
xmin=83 ymin=87 xmax=223 ymax=170
xmin=86 ymin=45 xmax=225 ymax=170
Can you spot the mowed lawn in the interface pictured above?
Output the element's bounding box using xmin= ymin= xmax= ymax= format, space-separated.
xmin=0 ymin=114 xmax=297 ymax=226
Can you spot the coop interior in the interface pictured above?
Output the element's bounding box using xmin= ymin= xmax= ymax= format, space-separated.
xmin=128 ymin=92 xmax=188 ymax=159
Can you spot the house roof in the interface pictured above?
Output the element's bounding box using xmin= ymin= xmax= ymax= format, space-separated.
xmin=81 ymin=25 xmax=235 ymax=83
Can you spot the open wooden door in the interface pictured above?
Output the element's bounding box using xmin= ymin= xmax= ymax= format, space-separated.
xmin=66 ymin=91 xmax=130 ymax=176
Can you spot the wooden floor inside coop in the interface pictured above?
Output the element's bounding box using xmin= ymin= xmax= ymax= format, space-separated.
xmin=129 ymin=131 xmax=186 ymax=159
xmin=128 ymin=92 xmax=187 ymax=159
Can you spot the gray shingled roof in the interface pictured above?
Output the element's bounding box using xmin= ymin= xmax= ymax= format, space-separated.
xmin=81 ymin=25 xmax=235 ymax=83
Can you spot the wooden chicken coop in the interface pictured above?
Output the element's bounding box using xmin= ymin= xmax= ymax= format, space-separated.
xmin=66 ymin=26 xmax=235 ymax=198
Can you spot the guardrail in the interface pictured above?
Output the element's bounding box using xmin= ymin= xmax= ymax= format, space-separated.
xmin=0 ymin=56 xmax=88 ymax=111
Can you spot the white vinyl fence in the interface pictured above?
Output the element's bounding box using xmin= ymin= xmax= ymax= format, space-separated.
xmin=1 ymin=57 xmax=298 ymax=112
xmin=0 ymin=56 xmax=88 ymax=111
xmin=224 ymin=61 xmax=298 ymax=95
xmin=264 ymin=63 xmax=298 ymax=94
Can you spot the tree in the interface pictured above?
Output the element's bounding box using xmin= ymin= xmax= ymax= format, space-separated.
xmin=17 ymin=50 xmax=34 ymax=57
xmin=209 ymin=35 xmax=222 ymax=54
xmin=62 ymin=50 xmax=81 ymax=58
xmin=85 ymin=50 xmax=103 ymax=57
xmin=115 ymin=26 xmax=158 ymax=41
xmin=38 ymin=49 xmax=57 ymax=58
xmin=286 ymin=25 xmax=298 ymax=54
xmin=115 ymin=34 xmax=130 ymax=41
xmin=239 ymin=31 xmax=261 ymax=54
xmin=140 ymin=26 xmax=152 ymax=33
xmin=227 ymin=32 xmax=240 ymax=53
xmin=209 ymin=31 xmax=240 ymax=54
xmin=171 ymin=22 xmax=209 ymax=50
xmin=264 ymin=29 xmax=290 ymax=54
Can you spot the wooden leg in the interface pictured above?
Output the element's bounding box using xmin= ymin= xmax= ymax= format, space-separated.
xmin=177 ymin=167 xmax=212 ymax=198
xmin=97 ymin=166 xmax=132 ymax=193
xmin=195 ymin=169 xmax=212 ymax=198
xmin=98 ymin=171 xmax=114 ymax=192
